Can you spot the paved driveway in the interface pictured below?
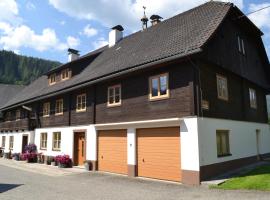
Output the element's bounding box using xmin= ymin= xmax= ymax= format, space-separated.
xmin=0 ymin=164 xmax=269 ymax=200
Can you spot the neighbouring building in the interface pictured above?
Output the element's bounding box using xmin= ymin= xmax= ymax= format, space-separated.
xmin=0 ymin=1 xmax=270 ymax=185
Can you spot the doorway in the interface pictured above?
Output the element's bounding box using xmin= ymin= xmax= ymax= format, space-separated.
xmin=73 ymin=132 xmax=86 ymax=166
xmin=22 ymin=135 xmax=28 ymax=153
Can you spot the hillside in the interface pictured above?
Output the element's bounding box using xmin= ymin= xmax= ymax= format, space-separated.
xmin=0 ymin=50 xmax=61 ymax=85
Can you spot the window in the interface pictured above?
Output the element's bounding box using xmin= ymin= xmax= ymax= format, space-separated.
xmin=149 ymin=73 xmax=169 ymax=100
xmin=6 ymin=112 xmax=11 ymax=121
xmin=16 ymin=110 xmax=20 ymax=120
xmin=237 ymin=36 xmax=245 ymax=55
xmin=9 ymin=136 xmax=14 ymax=150
xmin=2 ymin=136 xmax=6 ymax=147
xmin=61 ymin=68 xmax=70 ymax=80
xmin=49 ymin=73 xmax=56 ymax=85
xmin=249 ymin=88 xmax=257 ymax=109
xmin=43 ymin=102 xmax=50 ymax=117
xmin=107 ymin=85 xmax=121 ymax=106
xmin=52 ymin=132 xmax=61 ymax=150
xmin=217 ymin=75 xmax=228 ymax=101
xmin=216 ymin=130 xmax=231 ymax=157
xmin=55 ymin=99 xmax=63 ymax=115
xmin=40 ymin=133 xmax=47 ymax=149
xmin=76 ymin=94 xmax=87 ymax=112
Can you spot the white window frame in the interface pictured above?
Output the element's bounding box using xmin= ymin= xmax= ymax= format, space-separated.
xmin=216 ymin=74 xmax=229 ymax=101
xmin=40 ymin=133 xmax=47 ymax=150
xmin=61 ymin=68 xmax=70 ymax=81
xmin=249 ymin=88 xmax=257 ymax=109
xmin=52 ymin=132 xmax=61 ymax=151
xmin=107 ymin=84 xmax=122 ymax=107
xmin=9 ymin=136 xmax=14 ymax=150
xmin=76 ymin=93 xmax=87 ymax=112
xmin=149 ymin=73 xmax=169 ymax=101
xmin=49 ymin=73 xmax=56 ymax=85
xmin=55 ymin=99 xmax=63 ymax=115
xmin=43 ymin=102 xmax=50 ymax=117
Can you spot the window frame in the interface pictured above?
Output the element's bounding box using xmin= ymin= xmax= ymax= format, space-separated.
xmin=9 ymin=136 xmax=14 ymax=150
xmin=249 ymin=88 xmax=257 ymax=109
xmin=49 ymin=73 xmax=56 ymax=85
xmin=149 ymin=73 xmax=169 ymax=101
xmin=216 ymin=130 xmax=231 ymax=157
xmin=2 ymin=136 xmax=6 ymax=148
xmin=107 ymin=84 xmax=122 ymax=107
xmin=43 ymin=102 xmax=50 ymax=117
xmin=237 ymin=36 xmax=245 ymax=55
xmin=216 ymin=74 xmax=229 ymax=101
xmin=15 ymin=110 xmax=21 ymax=121
xmin=61 ymin=68 xmax=71 ymax=81
xmin=55 ymin=99 xmax=64 ymax=116
xmin=52 ymin=132 xmax=61 ymax=151
xmin=76 ymin=93 xmax=87 ymax=112
xmin=6 ymin=112 xmax=11 ymax=122
xmin=40 ymin=132 xmax=48 ymax=150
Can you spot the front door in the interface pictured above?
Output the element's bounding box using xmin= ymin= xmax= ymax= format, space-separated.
xmin=74 ymin=132 xmax=86 ymax=166
xmin=22 ymin=135 xmax=28 ymax=153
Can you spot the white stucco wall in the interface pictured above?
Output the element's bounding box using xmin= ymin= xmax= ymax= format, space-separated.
xmin=35 ymin=125 xmax=91 ymax=159
xmin=180 ymin=117 xmax=200 ymax=171
xmin=198 ymin=117 xmax=270 ymax=166
xmin=0 ymin=131 xmax=33 ymax=153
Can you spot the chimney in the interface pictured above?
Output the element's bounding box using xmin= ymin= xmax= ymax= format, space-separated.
xmin=68 ymin=48 xmax=80 ymax=62
xmin=141 ymin=6 xmax=148 ymax=30
xmin=109 ymin=25 xmax=124 ymax=47
xmin=150 ymin=15 xmax=163 ymax=26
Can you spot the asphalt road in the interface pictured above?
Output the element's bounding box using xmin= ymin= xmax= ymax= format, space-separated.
xmin=0 ymin=165 xmax=269 ymax=200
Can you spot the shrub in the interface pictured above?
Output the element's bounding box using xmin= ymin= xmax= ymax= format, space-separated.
xmin=55 ymin=155 xmax=71 ymax=165
xmin=24 ymin=144 xmax=37 ymax=153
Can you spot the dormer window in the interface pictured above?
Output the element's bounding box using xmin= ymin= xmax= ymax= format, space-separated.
xmin=49 ymin=73 xmax=56 ymax=85
xmin=61 ymin=68 xmax=70 ymax=81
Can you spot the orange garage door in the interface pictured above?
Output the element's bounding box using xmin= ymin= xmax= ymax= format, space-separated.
xmin=98 ymin=130 xmax=127 ymax=175
xmin=137 ymin=127 xmax=181 ymax=182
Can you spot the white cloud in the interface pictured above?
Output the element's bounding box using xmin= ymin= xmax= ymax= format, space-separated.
xmin=0 ymin=0 xmax=21 ymax=24
xmin=26 ymin=2 xmax=36 ymax=10
xmin=67 ymin=36 xmax=80 ymax=48
xmin=49 ymin=0 xmax=243 ymax=31
xmin=92 ymin=37 xmax=108 ymax=49
xmin=82 ymin=24 xmax=98 ymax=37
xmin=0 ymin=24 xmax=72 ymax=52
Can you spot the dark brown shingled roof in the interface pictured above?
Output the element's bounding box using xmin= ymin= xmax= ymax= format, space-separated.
xmin=1 ymin=1 xmax=233 ymax=110
xmin=0 ymin=84 xmax=25 ymax=108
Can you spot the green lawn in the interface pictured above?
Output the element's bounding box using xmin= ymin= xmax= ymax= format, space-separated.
xmin=211 ymin=165 xmax=270 ymax=191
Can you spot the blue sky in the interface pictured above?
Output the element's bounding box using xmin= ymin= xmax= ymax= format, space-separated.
xmin=0 ymin=0 xmax=269 ymax=63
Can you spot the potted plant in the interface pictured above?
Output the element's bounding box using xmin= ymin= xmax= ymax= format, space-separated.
xmin=37 ymin=153 xmax=44 ymax=164
xmin=51 ymin=157 xmax=58 ymax=166
xmin=84 ymin=160 xmax=91 ymax=171
xmin=12 ymin=153 xmax=20 ymax=161
xmin=55 ymin=155 xmax=71 ymax=168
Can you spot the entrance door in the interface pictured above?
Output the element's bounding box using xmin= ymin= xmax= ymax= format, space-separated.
xmin=22 ymin=135 xmax=28 ymax=153
xmin=74 ymin=132 xmax=86 ymax=166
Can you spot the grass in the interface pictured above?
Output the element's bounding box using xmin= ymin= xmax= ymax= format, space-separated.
xmin=210 ymin=165 xmax=270 ymax=191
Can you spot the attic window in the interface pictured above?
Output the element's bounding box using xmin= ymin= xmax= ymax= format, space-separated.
xmin=49 ymin=73 xmax=56 ymax=85
xmin=237 ymin=36 xmax=245 ymax=55
xmin=61 ymin=68 xmax=70 ymax=81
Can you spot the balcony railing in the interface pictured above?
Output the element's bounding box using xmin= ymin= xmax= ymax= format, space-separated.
xmin=0 ymin=118 xmax=36 ymax=131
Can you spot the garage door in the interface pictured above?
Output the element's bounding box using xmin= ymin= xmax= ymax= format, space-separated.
xmin=137 ymin=127 xmax=181 ymax=182
xmin=98 ymin=130 xmax=127 ymax=174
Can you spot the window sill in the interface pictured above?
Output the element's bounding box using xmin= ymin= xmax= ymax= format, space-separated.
xmin=107 ymin=103 xmax=121 ymax=108
xmin=52 ymin=149 xmax=61 ymax=152
xmin=55 ymin=113 xmax=63 ymax=116
xmin=40 ymin=148 xmax=47 ymax=150
xmin=43 ymin=115 xmax=50 ymax=118
xmin=76 ymin=109 xmax=87 ymax=113
xmin=218 ymin=97 xmax=229 ymax=102
xmin=149 ymin=95 xmax=170 ymax=102
xmin=218 ymin=153 xmax=232 ymax=158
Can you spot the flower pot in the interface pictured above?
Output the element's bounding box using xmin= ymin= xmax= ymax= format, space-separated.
xmin=13 ymin=154 xmax=20 ymax=161
xmin=58 ymin=163 xmax=68 ymax=168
